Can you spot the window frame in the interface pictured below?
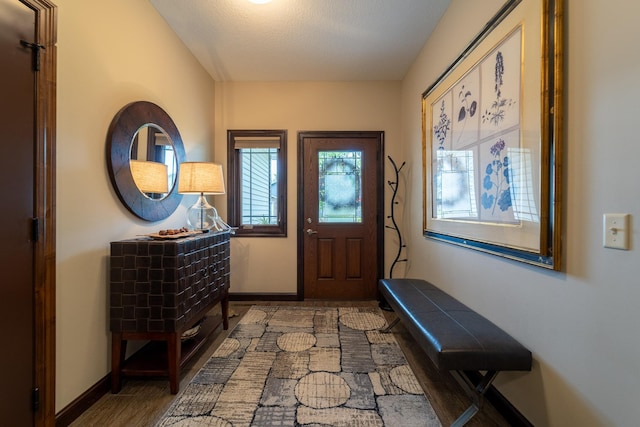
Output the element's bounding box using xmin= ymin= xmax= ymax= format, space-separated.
xmin=227 ymin=129 xmax=287 ymax=237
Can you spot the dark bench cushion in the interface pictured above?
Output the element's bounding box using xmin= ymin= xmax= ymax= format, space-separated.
xmin=379 ymin=278 xmax=532 ymax=372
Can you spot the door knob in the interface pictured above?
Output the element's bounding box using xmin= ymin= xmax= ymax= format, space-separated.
xmin=306 ymin=228 xmax=318 ymax=236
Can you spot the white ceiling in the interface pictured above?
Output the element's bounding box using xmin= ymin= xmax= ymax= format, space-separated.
xmin=149 ymin=0 xmax=452 ymax=82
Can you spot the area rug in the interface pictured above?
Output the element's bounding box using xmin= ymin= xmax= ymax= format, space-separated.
xmin=156 ymin=306 xmax=442 ymax=426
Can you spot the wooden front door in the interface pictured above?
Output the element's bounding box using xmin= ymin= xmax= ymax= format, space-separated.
xmin=1 ymin=0 xmax=57 ymax=424
xmin=0 ymin=0 xmax=37 ymax=424
xmin=299 ymin=132 xmax=384 ymax=300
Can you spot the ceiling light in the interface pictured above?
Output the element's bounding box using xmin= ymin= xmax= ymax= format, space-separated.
xmin=248 ymin=0 xmax=272 ymax=4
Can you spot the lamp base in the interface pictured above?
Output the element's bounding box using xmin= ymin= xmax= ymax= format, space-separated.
xmin=186 ymin=194 xmax=231 ymax=232
xmin=186 ymin=194 xmax=217 ymax=231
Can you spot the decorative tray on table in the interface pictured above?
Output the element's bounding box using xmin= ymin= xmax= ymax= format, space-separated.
xmin=142 ymin=228 xmax=202 ymax=240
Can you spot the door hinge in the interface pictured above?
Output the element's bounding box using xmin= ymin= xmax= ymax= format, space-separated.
xmin=20 ymin=40 xmax=45 ymax=71
xmin=32 ymin=387 xmax=40 ymax=412
xmin=32 ymin=217 xmax=39 ymax=242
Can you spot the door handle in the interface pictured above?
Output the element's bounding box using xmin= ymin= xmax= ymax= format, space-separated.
xmin=306 ymin=228 xmax=318 ymax=236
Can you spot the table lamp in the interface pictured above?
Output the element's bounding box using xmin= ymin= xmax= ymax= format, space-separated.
xmin=178 ymin=162 xmax=226 ymax=231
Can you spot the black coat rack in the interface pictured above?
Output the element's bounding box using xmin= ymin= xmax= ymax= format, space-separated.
xmin=380 ymin=156 xmax=407 ymax=311
xmin=386 ymin=156 xmax=407 ymax=278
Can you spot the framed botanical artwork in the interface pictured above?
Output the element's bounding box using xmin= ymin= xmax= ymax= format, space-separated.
xmin=422 ymin=0 xmax=563 ymax=270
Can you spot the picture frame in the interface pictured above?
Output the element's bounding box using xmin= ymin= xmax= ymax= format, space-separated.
xmin=422 ymin=0 xmax=563 ymax=270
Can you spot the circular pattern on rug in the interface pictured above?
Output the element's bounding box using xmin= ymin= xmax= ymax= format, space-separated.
xmin=212 ymin=338 xmax=240 ymax=358
xmin=239 ymin=308 xmax=267 ymax=324
xmin=295 ymin=372 xmax=350 ymax=409
xmin=339 ymin=312 xmax=386 ymax=331
xmin=389 ymin=364 xmax=423 ymax=394
xmin=277 ymin=332 xmax=316 ymax=352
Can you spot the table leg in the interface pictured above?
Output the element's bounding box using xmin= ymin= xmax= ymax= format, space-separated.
xmin=167 ymin=333 xmax=181 ymax=394
xmin=222 ymin=297 xmax=229 ymax=330
xmin=111 ymin=333 xmax=126 ymax=393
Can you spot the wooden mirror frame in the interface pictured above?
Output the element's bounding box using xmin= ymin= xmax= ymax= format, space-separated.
xmin=106 ymin=101 xmax=186 ymax=221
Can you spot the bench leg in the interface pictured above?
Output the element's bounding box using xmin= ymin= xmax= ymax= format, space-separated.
xmin=451 ymin=402 xmax=480 ymax=427
xmin=380 ymin=317 xmax=400 ymax=333
xmin=451 ymin=370 xmax=499 ymax=427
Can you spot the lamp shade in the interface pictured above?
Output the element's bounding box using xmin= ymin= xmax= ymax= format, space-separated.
xmin=130 ymin=160 xmax=168 ymax=193
xmin=178 ymin=162 xmax=225 ymax=194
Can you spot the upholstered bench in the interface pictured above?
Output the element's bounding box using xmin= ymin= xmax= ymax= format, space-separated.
xmin=378 ymin=278 xmax=532 ymax=426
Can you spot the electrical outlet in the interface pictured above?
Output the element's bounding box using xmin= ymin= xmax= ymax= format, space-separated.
xmin=603 ymin=213 xmax=630 ymax=250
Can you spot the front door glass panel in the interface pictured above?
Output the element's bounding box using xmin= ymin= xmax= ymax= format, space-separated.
xmin=318 ymin=150 xmax=362 ymax=223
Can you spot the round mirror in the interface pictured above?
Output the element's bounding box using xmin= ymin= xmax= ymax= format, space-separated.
xmin=106 ymin=101 xmax=186 ymax=221
xmin=129 ymin=124 xmax=176 ymax=200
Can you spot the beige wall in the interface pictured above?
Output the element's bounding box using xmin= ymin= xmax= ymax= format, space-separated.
xmin=56 ymin=0 xmax=215 ymax=411
xmin=214 ymin=81 xmax=402 ymax=294
xmin=401 ymin=1 xmax=640 ymax=426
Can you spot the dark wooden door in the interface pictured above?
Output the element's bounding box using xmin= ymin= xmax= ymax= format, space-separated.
xmin=0 ymin=0 xmax=37 ymax=423
xmin=299 ymin=132 xmax=384 ymax=300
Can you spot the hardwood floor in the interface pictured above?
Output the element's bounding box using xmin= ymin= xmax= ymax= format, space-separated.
xmin=69 ymin=301 xmax=510 ymax=426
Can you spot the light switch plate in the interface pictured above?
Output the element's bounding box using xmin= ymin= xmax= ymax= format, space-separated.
xmin=603 ymin=213 xmax=630 ymax=250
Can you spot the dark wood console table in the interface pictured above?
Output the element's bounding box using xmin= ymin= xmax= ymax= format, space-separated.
xmin=109 ymin=230 xmax=230 ymax=394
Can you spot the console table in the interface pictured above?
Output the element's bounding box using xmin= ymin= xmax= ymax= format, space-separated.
xmin=109 ymin=230 xmax=230 ymax=394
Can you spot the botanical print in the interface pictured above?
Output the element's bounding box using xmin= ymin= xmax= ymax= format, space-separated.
xmin=479 ymin=129 xmax=519 ymax=223
xmin=430 ymin=27 xmax=524 ymax=226
xmin=480 ymin=27 xmax=522 ymax=139
xmin=452 ymin=68 xmax=480 ymax=149
xmin=432 ymin=91 xmax=452 ymax=151
xmin=433 ymin=148 xmax=478 ymax=220
xmin=481 ymin=139 xmax=511 ymax=214
xmin=421 ymin=0 xmax=561 ymax=268
xmin=507 ymin=147 xmax=539 ymax=223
